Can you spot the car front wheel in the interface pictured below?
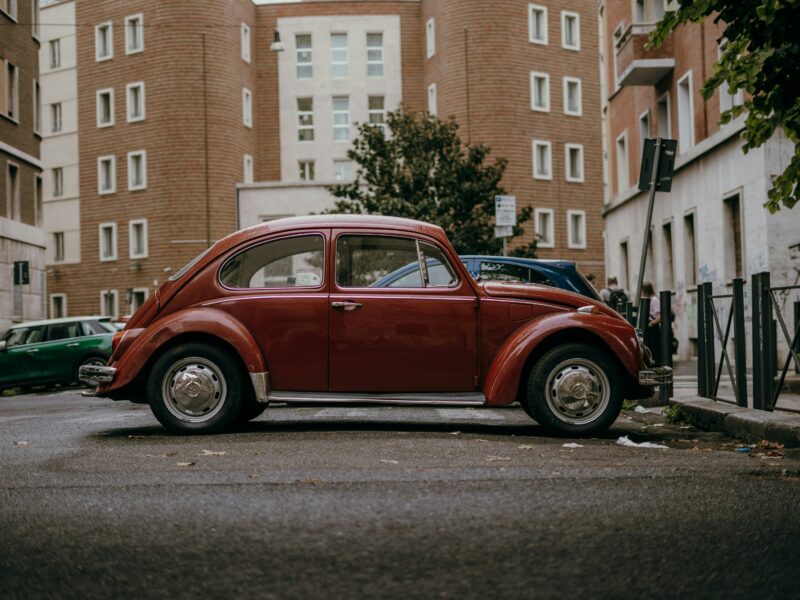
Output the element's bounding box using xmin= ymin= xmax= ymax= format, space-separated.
xmin=147 ymin=343 xmax=245 ymax=434
xmin=523 ymin=343 xmax=623 ymax=436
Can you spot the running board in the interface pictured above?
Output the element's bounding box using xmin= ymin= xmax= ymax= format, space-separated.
xmin=268 ymin=391 xmax=487 ymax=406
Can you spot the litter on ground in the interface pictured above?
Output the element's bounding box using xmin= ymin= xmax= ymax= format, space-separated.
xmin=562 ymin=443 xmax=583 ymax=448
xmin=616 ymin=435 xmax=668 ymax=449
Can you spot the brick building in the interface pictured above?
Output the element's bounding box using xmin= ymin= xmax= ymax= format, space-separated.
xmin=599 ymin=0 xmax=800 ymax=359
xmin=43 ymin=0 xmax=605 ymax=319
xmin=1 ymin=0 xmax=45 ymax=331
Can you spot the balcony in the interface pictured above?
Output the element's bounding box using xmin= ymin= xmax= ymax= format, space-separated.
xmin=615 ymin=23 xmax=674 ymax=86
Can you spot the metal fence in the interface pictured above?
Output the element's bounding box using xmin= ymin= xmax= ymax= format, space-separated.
xmin=697 ymin=272 xmax=800 ymax=413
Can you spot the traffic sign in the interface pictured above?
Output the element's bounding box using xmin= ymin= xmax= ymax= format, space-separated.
xmin=494 ymin=226 xmax=513 ymax=238
xmin=638 ymin=138 xmax=677 ymax=192
xmin=494 ymin=195 xmax=517 ymax=227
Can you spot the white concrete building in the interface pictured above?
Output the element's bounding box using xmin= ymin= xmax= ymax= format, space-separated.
xmin=40 ymin=0 xmax=79 ymax=319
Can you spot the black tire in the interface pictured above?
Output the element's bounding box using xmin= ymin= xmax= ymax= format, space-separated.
xmin=77 ymin=355 xmax=108 ymax=387
xmin=147 ymin=343 xmax=245 ymax=434
xmin=522 ymin=342 xmax=623 ymax=436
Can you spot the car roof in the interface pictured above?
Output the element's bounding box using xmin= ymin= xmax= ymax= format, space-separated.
xmin=460 ymin=255 xmax=576 ymax=269
xmin=6 ymin=316 xmax=109 ymax=330
xmin=243 ymin=214 xmax=446 ymax=237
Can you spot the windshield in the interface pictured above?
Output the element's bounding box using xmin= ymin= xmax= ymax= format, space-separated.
xmin=168 ymin=244 xmax=215 ymax=282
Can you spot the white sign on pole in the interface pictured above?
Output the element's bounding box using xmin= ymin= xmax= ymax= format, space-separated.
xmin=494 ymin=226 xmax=513 ymax=238
xmin=494 ymin=195 xmax=517 ymax=227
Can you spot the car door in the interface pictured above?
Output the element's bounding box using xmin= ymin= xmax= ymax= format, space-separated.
xmin=329 ymin=230 xmax=478 ymax=393
xmin=40 ymin=321 xmax=85 ymax=381
xmin=0 ymin=325 xmax=47 ymax=387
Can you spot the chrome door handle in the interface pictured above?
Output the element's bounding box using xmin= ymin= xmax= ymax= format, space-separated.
xmin=331 ymin=301 xmax=363 ymax=311
xmin=26 ymin=349 xmax=39 ymax=353
xmin=66 ymin=343 xmax=79 ymax=347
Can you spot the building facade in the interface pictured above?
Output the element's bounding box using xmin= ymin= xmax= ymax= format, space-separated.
xmin=599 ymin=0 xmax=800 ymax=360
xmin=1 ymin=0 xmax=45 ymax=332
xmin=44 ymin=0 xmax=605 ymax=319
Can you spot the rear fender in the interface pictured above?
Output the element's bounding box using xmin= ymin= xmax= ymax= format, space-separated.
xmin=97 ymin=307 xmax=267 ymax=395
xmin=483 ymin=312 xmax=641 ymax=406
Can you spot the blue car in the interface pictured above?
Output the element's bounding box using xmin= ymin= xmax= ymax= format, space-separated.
xmin=372 ymin=254 xmax=600 ymax=301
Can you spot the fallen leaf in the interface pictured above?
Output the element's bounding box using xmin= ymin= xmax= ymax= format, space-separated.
xmin=199 ymin=449 xmax=226 ymax=456
xmin=176 ymin=462 xmax=196 ymax=467
xmin=759 ymin=450 xmax=784 ymax=458
xmin=518 ymin=444 xmax=536 ymax=450
xmin=380 ymin=459 xmax=399 ymax=464
xmin=486 ymin=456 xmax=511 ymax=461
xmin=449 ymin=431 xmax=461 ymax=435
xmin=758 ymin=440 xmax=784 ymax=450
xmin=562 ymin=443 xmax=583 ymax=449
xmin=13 ymin=441 xmax=30 ymax=447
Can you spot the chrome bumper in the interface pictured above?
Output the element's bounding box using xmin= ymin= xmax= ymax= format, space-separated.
xmin=638 ymin=366 xmax=673 ymax=385
xmin=79 ymin=364 xmax=117 ymax=386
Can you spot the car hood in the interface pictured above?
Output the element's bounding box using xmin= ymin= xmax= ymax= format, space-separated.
xmin=480 ymin=281 xmax=622 ymax=319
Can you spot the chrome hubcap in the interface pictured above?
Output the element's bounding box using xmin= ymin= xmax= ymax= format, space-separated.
xmin=545 ymin=358 xmax=610 ymax=425
xmin=162 ymin=357 xmax=226 ymax=423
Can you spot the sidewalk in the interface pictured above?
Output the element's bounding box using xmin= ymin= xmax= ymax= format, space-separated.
xmin=668 ymin=358 xmax=800 ymax=447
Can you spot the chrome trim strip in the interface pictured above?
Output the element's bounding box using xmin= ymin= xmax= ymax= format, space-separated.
xmin=638 ymin=366 xmax=673 ymax=385
xmin=78 ymin=365 xmax=117 ymax=386
xmin=577 ymin=305 xmax=597 ymax=314
xmin=267 ymin=391 xmax=487 ymax=406
xmin=250 ymin=372 xmax=270 ymax=404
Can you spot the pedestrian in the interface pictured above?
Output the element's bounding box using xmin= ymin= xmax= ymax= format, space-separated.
xmin=599 ymin=276 xmax=630 ymax=310
xmin=641 ymin=281 xmax=661 ymax=365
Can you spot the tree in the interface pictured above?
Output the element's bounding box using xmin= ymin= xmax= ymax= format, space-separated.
xmin=649 ymin=1 xmax=800 ymax=212
xmin=327 ymin=106 xmax=537 ymax=256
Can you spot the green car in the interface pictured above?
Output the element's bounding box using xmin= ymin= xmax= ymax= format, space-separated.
xmin=0 ymin=317 xmax=115 ymax=393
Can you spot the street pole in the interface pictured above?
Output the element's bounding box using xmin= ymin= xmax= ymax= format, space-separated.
xmin=634 ymin=137 xmax=662 ymax=331
xmin=502 ymin=238 xmax=507 ymax=257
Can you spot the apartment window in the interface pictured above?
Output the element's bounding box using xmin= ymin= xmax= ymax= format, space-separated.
xmin=127 ymin=151 xmax=147 ymax=191
xmin=100 ymin=290 xmax=119 ymax=319
xmin=126 ymin=82 xmax=145 ymax=122
xmin=34 ymin=174 xmax=42 ymax=226
xmin=530 ymin=72 xmax=549 ymax=112
xmin=33 ymin=80 xmax=40 ymax=134
xmin=125 ymin=14 xmax=143 ymax=54
xmin=334 ymin=160 xmax=352 ymax=181
xmin=718 ymin=40 xmax=743 ymax=119
xmin=296 ymin=34 xmax=312 ymax=79
xmin=297 ymin=97 xmax=314 ymax=141
xmin=567 ymin=210 xmax=586 ymax=249
xmin=561 ymin=11 xmax=580 ymax=50
xmin=243 ymin=154 xmax=253 ymax=184
xmin=129 ymin=289 xmax=148 ymax=312
xmin=50 ymin=102 xmax=62 ymax=133
xmin=0 ymin=0 xmax=16 ymax=20
xmin=331 ymin=33 xmax=348 ymax=78
xmin=677 ymin=71 xmax=694 ymax=153
xmin=332 ymin=96 xmax=349 ymax=141
xmin=620 ymin=240 xmax=630 ymax=290
xmin=534 ymin=208 xmax=554 ymax=248
xmin=426 ymin=18 xmax=436 ymax=58
xmin=129 ymin=219 xmax=148 ymax=259
xmin=241 ymin=23 xmax=251 ymax=63
xmin=657 ymin=92 xmax=670 ymax=138
xmin=6 ymin=162 xmax=19 ymax=220
xmin=529 ymin=4 xmax=548 ymax=44
xmin=563 ymin=77 xmax=581 ymax=115
xmin=367 ymin=33 xmax=384 ymax=77
xmin=299 ymin=160 xmax=315 ymax=182
xmin=683 ymin=212 xmax=697 ymax=286
xmin=95 ymin=22 xmax=113 ymax=61
xmin=634 ymin=0 xmax=646 ymax=23
xmin=99 ymin=223 xmax=117 ymax=261
xmin=242 ymin=88 xmax=253 ymax=128
xmin=565 ymin=144 xmax=584 ymax=182
xmin=616 ymin=132 xmax=629 ymax=193
xmin=96 ymin=89 xmax=114 ymax=127
xmin=52 ymin=167 xmax=63 ymax=197
xmin=368 ymin=96 xmax=386 ymax=132
xmin=427 ymin=83 xmax=437 ymax=115
xmin=31 ymin=0 xmax=39 ymax=39
xmin=612 ymin=24 xmax=623 ymax=88
xmin=53 ymin=231 xmax=65 ymax=263
xmin=662 ymin=221 xmax=674 ymax=290
xmin=1 ymin=61 xmax=19 ymax=120
xmin=49 ymin=39 xmax=61 ymax=69
xmin=723 ymin=193 xmax=743 ymax=279
xmin=97 ymin=155 xmax=116 ymax=194
xmin=639 ymin=110 xmax=651 ymax=155
xmin=50 ymin=294 xmax=66 ymax=318
xmin=532 ymin=140 xmax=552 ymax=180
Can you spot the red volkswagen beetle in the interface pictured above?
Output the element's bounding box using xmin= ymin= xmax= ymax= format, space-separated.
xmin=81 ymin=216 xmax=670 ymax=435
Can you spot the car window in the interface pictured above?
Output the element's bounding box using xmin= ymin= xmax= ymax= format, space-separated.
xmin=479 ymin=262 xmax=530 ymax=283
xmin=419 ymin=242 xmax=458 ymax=287
xmin=527 ymin=269 xmax=555 ymax=287
xmin=82 ymin=320 xmax=114 ymax=336
xmin=220 ymin=235 xmax=324 ymax=289
xmin=47 ymin=322 xmax=83 ymax=342
xmin=4 ymin=326 xmax=46 ymax=347
xmin=337 ymin=236 xmax=421 ymax=288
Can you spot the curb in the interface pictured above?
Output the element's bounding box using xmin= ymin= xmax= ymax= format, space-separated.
xmin=670 ymin=396 xmax=800 ymax=447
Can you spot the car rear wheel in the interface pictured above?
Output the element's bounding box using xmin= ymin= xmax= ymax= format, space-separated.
xmin=147 ymin=343 xmax=245 ymax=434
xmin=523 ymin=343 xmax=622 ymax=436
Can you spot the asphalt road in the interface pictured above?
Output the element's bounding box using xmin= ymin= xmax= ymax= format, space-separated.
xmin=1 ymin=389 xmax=799 ymax=599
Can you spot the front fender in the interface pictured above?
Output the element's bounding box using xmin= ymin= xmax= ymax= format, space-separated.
xmin=482 ymin=312 xmax=641 ymax=406
xmin=97 ymin=307 xmax=267 ymax=395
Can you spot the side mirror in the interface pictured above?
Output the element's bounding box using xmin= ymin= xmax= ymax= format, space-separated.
xmin=0 ymin=340 xmax=6 ymax=351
